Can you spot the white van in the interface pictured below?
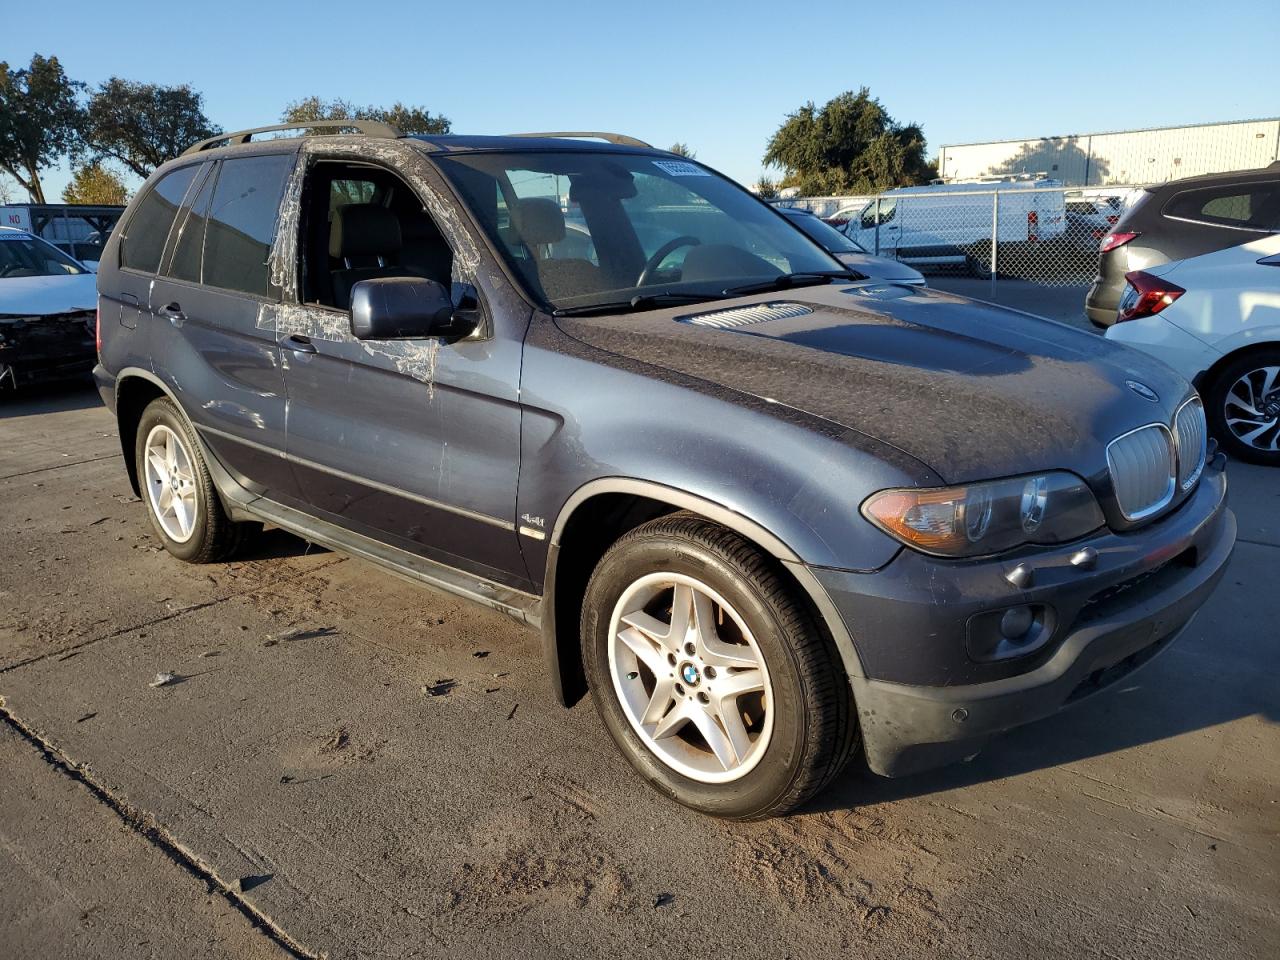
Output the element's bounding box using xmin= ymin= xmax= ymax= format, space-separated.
xmin=842 ymin=176 xmax=1067 ymax=276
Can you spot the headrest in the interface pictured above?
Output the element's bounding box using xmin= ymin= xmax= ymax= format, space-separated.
xmin=511 ymin=197 xmax=565 ymax=245
xmin=330 ymin=204 xmax=402 ymax=259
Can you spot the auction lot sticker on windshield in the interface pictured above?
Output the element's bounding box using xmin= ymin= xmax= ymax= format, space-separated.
xmin=653 ymin=160 xmax=709 ymax=177
xmin=0 ymin=232 xmax=34 ymax=241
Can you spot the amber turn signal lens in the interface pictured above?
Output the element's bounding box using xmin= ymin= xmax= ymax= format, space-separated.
xmin=861 ymin=472 xmax=1106 ymax=559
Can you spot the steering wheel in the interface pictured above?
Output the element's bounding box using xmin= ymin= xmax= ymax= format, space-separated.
xmin=636 ymin=236 xmax=701 ymax=287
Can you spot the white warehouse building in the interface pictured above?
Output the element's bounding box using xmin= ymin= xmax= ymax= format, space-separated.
xmin=938 ymin=117 xmax=1280 ymax=187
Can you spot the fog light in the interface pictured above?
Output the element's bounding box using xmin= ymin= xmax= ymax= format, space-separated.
xmin=967 ymin=605 xmax=1056 ymax=662
xmin=1000 ymin=605 xmax=1035 ymax=641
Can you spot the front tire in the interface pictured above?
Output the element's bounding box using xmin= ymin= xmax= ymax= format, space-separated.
xmin=1205 ymin=350 xmax=1280 ymax=466
xmin=134 ymin=398 xmax=255 ymax=562
xmin=581 ymin=513 xmax=859 ymax=819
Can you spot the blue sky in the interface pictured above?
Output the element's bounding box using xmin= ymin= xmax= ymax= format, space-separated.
xmin=2 ymin=0 xmax=1275 ymax=201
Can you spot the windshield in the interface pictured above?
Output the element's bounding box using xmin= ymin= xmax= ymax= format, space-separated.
xmin=436 ymin=151 xmax=844 ymax=311
xmin=784 ymin=211 xmax=868 ymax=254
xmin=0 ymin=231 xmax=87 ymax=279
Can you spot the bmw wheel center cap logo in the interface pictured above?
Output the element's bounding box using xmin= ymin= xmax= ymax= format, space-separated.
xmin=681 ymin=663 xmax=701 ymax=686
xmin=1126 ymin=380 xmax=1159 ymax=402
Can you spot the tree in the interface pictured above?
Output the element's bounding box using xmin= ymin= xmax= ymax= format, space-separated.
xmin=754 ymin=176 xmax=779 ymax=199
xmin=668 ymin=142 xmax=696 ymax=159
xmin=281 ymin=97 xmax=451 ymax=135
xmin=81 ymin=79 xmax=221 ymax=178
xmin=763 ymin=88 xmax=934 ymax=195
xmin=62 ymin=163 xmax=129 ymax=205
xmin=0 ymin=55 xmax=84 ymax=203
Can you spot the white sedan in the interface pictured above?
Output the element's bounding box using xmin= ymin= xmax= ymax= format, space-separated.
xmin=1105 ymin=232 xmax=1280 ymax=464
xmin=0 ymin=227 xmax=98 ymax=391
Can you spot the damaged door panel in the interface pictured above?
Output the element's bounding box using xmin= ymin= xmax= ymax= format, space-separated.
xmin=272 ymin=146 xmax=530 ymax=589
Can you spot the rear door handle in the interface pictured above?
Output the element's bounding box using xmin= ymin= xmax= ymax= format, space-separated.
xmin=285 ymin=334 xmax=317 ymax=354
xmin=158 ymin=302 xmax=185 ymax=323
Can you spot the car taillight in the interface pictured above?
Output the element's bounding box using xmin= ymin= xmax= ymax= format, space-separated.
xmin=95 ymin=305 xmax=102 ymax=356
xmin=1027 ymin=210 xmax=1039 ymax=241
xmin=1116 ymin=270 xmax=1185 ymax=323
xmin=1100 ymin=231 xmax=1139 ymax=253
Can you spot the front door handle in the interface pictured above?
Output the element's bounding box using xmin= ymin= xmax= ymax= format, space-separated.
xmin=285 ymin=334 xmax=317 ymax=354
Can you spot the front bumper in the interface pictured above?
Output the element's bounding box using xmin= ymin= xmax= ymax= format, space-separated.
xmin=813 ymin=466 xmax=1234 ymax=777
xmin=0 ymin=313 xmax=97 ymax=389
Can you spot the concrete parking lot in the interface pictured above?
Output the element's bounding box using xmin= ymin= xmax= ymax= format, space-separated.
xmin=927 ymin=277 xmax=1093 ymax=328
xmin=2 ymin=383 xmax=1277 ymax=960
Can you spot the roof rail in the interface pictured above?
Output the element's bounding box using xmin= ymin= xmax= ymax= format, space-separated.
xmin=181 ymin=120 xmax=402 ymax=156
xmin=504 ymin=131 xmax=653 ymax=149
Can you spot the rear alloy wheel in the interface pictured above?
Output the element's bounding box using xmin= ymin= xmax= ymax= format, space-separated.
xmin=1206 ymin=351 xmax=1280 ymax=466
xmin=142 ymin=424 xmax=200 ymax=544
xmin=581 ymin=513 xmax=859 ymax=819
xmin=134 ymin=397 xmax=257 ymax=562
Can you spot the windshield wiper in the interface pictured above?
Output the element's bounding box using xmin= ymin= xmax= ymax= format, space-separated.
xmin=552 ymin=291 xmax=724 ymax=318
xmin=721 ymin=270 xmax=866 ymax=297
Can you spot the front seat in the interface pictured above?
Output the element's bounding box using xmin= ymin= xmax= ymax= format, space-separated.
xmin=329 ymin=204 xmax=414 ymax=309
xmin=509 ymin=197 xmax=603 ymax=303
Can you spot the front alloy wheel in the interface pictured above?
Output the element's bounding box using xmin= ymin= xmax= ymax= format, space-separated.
xmin=582 ymin=513 xmax=859 ymax=819
xmin=609 ymin=573 xmax=773 ymax=783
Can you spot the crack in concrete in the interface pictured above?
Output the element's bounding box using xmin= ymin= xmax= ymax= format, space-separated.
xmin=0 ymin=556 xmax=349 ymax=676
xmin=0 ymin=598 xmax=231 ymax=676
xmin=1235 ymin=536 xmax=1280 ymax=550
xmin=0 ymin=698 xmax=320 ymax=959
xmin=0 ymin=453 xmax=119 ymax=482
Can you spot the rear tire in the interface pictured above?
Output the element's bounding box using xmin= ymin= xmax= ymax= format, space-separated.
xmin=1204 ymin=350 xmax=1280 ymax=466
xmin=966 ymin=243 xmax=993 ymax=279
xmin=581 ymin=513 xmax=859 ymax=819
xmin=134 ymin=398 xmax=256 ymax=562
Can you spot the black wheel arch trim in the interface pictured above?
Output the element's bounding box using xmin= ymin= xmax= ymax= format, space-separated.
xmin=540 ymin=477 xmax=867 ymax=708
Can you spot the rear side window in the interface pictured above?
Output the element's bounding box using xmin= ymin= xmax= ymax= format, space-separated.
xmin=120 ymin=164 xmax=202 ymax=273
xmin=202 ymin=154 xmax=293 ymax=297
xmin=168 ymin=167 xmax=216 ymax=284
xmin=330 ymin=178 xmax=376 ymax=217
xmin=1164 ymin=183 xmax=1280 ymax=230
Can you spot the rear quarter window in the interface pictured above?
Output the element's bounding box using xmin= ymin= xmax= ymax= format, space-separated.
xmin=202 ymin=154 xmax=294 ymax=298
xmin=1163 ymin=182 xmax=1280 ymax=230
xmin=120 ymin=164 xmax=202 ymax=273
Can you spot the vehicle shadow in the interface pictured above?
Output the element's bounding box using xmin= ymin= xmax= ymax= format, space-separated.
xmin=237 ymin=527 xmax=330 ymax=562
xmin=0 ymin=379 xmax=101 ymax=419
xmin=806 ymin=640 xmax=1278 ymax=813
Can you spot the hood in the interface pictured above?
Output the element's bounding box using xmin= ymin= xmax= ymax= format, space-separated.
xmin=0 ymin=273 xmax=98 ymax=317
xmin=557 ymin=283 xmax=1191 ymax=483
xmin=834 ymin=251 xmax=925 ymax=284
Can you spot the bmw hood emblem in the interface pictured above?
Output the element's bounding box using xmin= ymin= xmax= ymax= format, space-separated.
xmin=1126 ymin=380 xmax=1159 ymax=403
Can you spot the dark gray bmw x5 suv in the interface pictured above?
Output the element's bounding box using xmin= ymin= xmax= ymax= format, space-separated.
xmin=94 ymin=123 xmax=1235 ymax=819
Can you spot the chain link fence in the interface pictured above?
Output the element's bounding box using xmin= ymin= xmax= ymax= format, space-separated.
xmin=775 ymin=184 xmax=1149 ymax=295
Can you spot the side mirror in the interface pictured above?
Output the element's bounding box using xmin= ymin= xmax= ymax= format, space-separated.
xmin=349 ymin=277 xmax=477 ymax=341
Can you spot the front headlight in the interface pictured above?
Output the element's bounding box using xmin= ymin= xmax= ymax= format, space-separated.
xmin=861 ymin=471 xmax=1105 ymax=558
